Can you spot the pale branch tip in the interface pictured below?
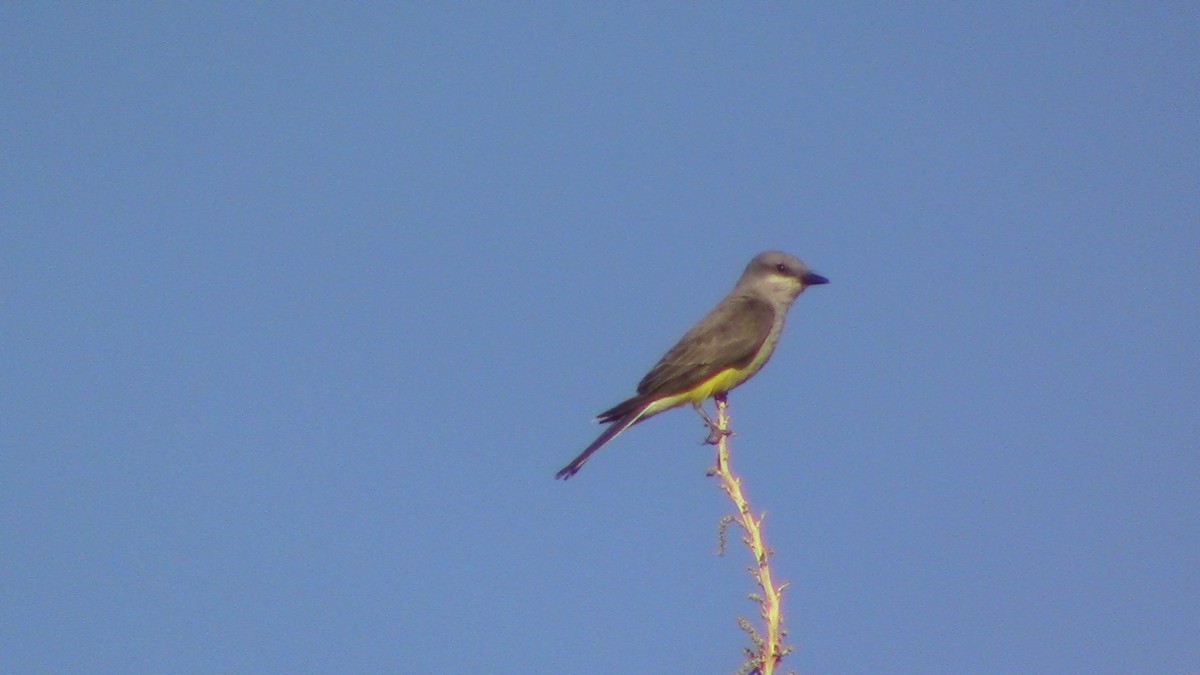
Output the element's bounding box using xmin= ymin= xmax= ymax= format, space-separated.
xmin=711 ymin=397 xmax=792 ymax=675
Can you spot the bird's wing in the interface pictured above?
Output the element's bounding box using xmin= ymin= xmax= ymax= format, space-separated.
xmin=635 ymin=295 xmax=775 ymax=398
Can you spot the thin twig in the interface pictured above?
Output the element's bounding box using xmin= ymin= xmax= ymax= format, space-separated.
xmin=710 ymin=395 xmax=791 ymax=675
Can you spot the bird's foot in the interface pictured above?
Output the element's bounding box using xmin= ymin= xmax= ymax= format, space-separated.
xmin=704 ymin=425 xmax=733 ymax=445
xmin=694 ymin=401 xmax=732 ymax=444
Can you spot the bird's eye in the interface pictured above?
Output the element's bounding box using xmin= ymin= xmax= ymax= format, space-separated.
xmin=775 ymin=262 xmax=787 ymax=273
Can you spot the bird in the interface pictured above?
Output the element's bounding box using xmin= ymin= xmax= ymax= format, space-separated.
xmin=556 ymin=250 xmax=827 ymax=479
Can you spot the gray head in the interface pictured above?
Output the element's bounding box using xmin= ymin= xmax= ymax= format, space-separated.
xmin=736 ymin=250 xmax=828 ymax=302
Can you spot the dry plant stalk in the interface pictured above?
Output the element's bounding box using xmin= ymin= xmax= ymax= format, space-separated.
xmin=709 ymin=395 xmax=791 ymax=675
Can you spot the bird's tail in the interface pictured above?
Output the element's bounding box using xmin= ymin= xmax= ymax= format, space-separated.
xmin=555 ymin=403 xmax=649 ymax=480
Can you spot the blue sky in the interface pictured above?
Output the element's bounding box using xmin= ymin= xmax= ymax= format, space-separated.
xmin=3 ymin=4 xmax=1197 ymax=673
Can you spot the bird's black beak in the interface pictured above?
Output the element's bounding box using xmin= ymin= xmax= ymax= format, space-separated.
xmin=803 ymin=271 xmax=829 ymax=286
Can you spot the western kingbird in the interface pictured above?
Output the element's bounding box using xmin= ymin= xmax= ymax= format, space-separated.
xmin=556 ymin=250 xmax=827 ymax=479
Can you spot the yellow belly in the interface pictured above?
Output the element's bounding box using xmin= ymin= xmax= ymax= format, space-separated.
xmin=642 ymin=367 xmax=748 ymax=417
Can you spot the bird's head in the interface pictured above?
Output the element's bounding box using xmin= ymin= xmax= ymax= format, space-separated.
xmin=740 ymin=250 xmax=828 ymax=302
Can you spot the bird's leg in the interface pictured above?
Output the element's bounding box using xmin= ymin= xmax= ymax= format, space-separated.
xmin=695 ymin=397 xmax=732 ymax=445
